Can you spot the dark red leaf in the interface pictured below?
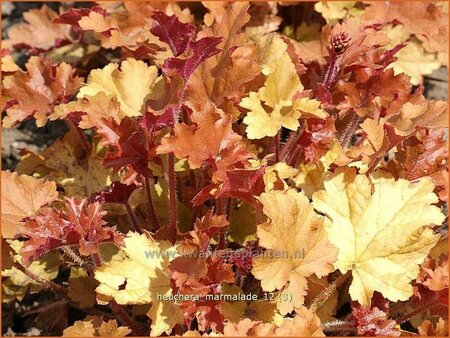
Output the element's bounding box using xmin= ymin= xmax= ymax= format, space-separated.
xmin=352 ymin=305 xmax=400 ymax=336
xmin=217 ymin=167 xmax=266 ymax=205
xmin=150 ymin=11 xmax=195 ymax=57
xmin=98 ymin=117 xmax=158 ymax=177
xmin=20 ymin=198 xmax=123 ymax=264
xmin=55 ymin=6 xmax=106 ymax=27
xmin=298 ymin=117 xmax=336 ymax=163
xmin=91 ymin=181 xmax=139 ymax=204
xmin=163 ymin=37 xmax=222 ymax=81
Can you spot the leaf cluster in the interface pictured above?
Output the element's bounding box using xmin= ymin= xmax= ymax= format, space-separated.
xmin=1 ymin=2 xmax=448 ymax=336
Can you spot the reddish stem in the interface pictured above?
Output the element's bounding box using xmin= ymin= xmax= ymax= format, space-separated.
xmin=90 ymin=250 xmax=145 ymax=336
xmin=274 ymin=132 xmax=280 ymax=163
xmin=310 ymin=271 xmax=351 ymax=311
xmin=280 ymin=122 xmax=305 ymax=161
xmin=110 ymin=300 xmax=146 ymax=336
xmin=91 ymin=252 xmax=102 ymax=267
xmin=322 ymin=320 xmax=357 ymax=335
xmin=13 ymin=262 xmax=68 ymax=295
xmin=61 ymin=246 xmax=92 ymax=271
xmin=339 ymin=112 xmax=359 ymax=149
xmin=216 ymin=198 xmax=227 ymax=249
xmin=225 ymin=198 xmax=233 ymax=220
xmin=168 ymin=152 xmax=178 ymax=242
xmin=216 ymin=198 xmax=223 ymax=215
xmin=397 ymin=297 xmax=437 ymax=324
xmin=125 ymin=201 xmax=143 ymax=233
xmin=144 ymin=176 xmax=160 ymax=230
xmin=322 ymin=56 xmax=341 ymax=90
xmin=286 ymin=144 xmax=302 ymax=167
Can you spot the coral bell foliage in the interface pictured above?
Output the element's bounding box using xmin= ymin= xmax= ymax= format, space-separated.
xmin=1 ymin=1 xmax=448 ymax=337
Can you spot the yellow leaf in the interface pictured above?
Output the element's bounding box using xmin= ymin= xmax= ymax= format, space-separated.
xmin=258 ymin=56 xmax=302 ymax=108
xmin=16 ymin=129 xmax=118 ymax=198
xmin=240 ymin=34 xmax=305 ymax=139
xmin=97 ymin=319 xmax=132 ymax=337
xmin=63 ymin=316 xmax=131 ymax=337
xmin=294 ymin=141 xmax=342 ymax=198
xmin=256 ymin=33 xmax=288 ymax=76
xmin=68 ymin=268 xmax=99 ymax=309
xmin=294 ymin=98 xmax=327 ymax=119
xmin=63 ymin=320 xmax=96 ymax=337
xmin=241 ymin=92 xmax=282 ymax=138
xmin=49 ymin=142 xmax=116 ymax=197
xmin=388 ymin=100 xmax=448 ymax=136
xmin=220 ymin=284 xmax=276 ymax=323
xmin=223 ymin=318 xmax=275 ymax=336
xmin=294 ymin=163 xmax=326 ymax=199
xmin=94 ymin=231 xmax=182 ymax=336
xmin=314 ymin=2 xmax=361 ymax=24
xmin=389 ymin=41 xmax=441 ymax=85
xmin=1 ymin=170 xmax=58 ymax=238
xmin=78 ymin=58 xmax=159 ymax=117
xmin=241 ymin=93 xmax=300 ymax=139
xmin=2 ymin=241 xmax=60 ymax=302
xmin=228 ymin=202 xmax=258 ymax=245
xmin=294 ymin=22 xmax=322 ymax=42
xmin=51 ymin=93 xmax=126 ymax=129
xmin=312 ymin=168 xmax=444 ymax=305
xmin=275 ymin=306 xmax=324 ymax=336
xmin=1 ymin=54 xmax=19 ymax=72
xmin=252 ymin=189 xmax=337 ymax=314
xmin=263 ymin=162 xmax=298 ymax=191
xmin=147 ymin=299 xmax=183 ymax=337
xmin=383 ymin=24 xmax=410 ymax=47
xmin=382 ymin=24 xmax=441 ymax=85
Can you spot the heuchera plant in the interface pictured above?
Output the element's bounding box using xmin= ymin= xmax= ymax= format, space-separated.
xmin=1 ymin=2 xmax=448 ymax=337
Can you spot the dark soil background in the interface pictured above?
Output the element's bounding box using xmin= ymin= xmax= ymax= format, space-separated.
xmin=1 ymin=1 xmax=448 ymax=336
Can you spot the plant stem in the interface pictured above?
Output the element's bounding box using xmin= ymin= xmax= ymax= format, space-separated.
xmin=286 ymin=144 xmax=302 ymax=167
xmin=216 ymin=199 xmax=227 ymax=249
xmin=274 ymin=132 xmax=280 ymax=163
xmin=61 ymin=246 xmax=92 ymax=271
xmin=397 ymin=297 xmax=437 ymax=324
xmin=125 ymin=201 xmax=143 ymax=233
xmin=322 ymin=57 xmax=340 ymax=90
xmin=110 ymin=300 xmax=146 ymax=336
xmin=225 ymin=198 xmax=233 ymax=220
xmin=13 ymin=262 xmax=68 ymax=295
xmin=280 ymin=122 xmax=305 ymax=161
xmin=144 ymin=176 xmax=160 ymax=230
xmin=339 ymin=112 xmax=359 ymax=149
xmin=310 ymin=271 xmax=351 ymax=311
xmin=322 ymin=320 xmax=356 ymax=335
xmin=90 ymin=251 xmax=145 ymax=336
xmin=168 ymin=152 xmax=178 ymax=242
xmin=91 ymin=252 xmax=102 ymax=267
xmin=216 ymin=198 xmax=223 ymax=215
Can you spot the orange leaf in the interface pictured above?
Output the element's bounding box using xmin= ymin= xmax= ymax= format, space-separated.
xmin=2 ymin=56 xmax=83 ymax=128
xmin=1 ymin=170 xmax=58 ymax=239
